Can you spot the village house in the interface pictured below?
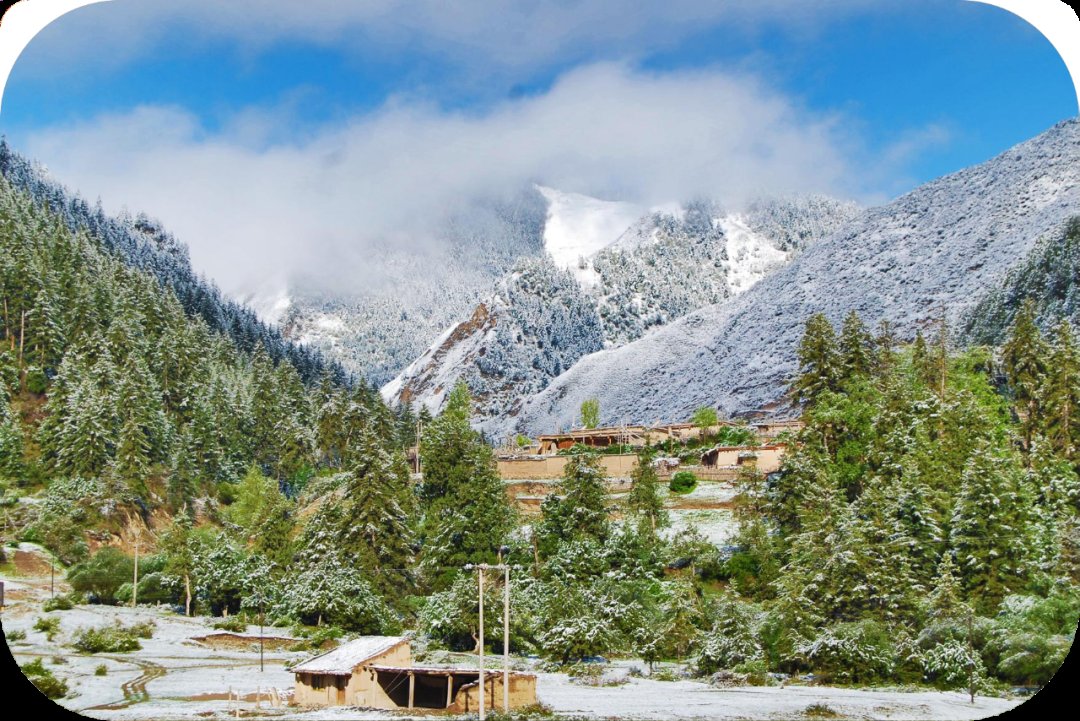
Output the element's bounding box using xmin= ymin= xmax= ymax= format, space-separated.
xmin=289 ymin=635 xmax=537 ymax=712
xmin=534 ymin=420 xmax=803 ymax=455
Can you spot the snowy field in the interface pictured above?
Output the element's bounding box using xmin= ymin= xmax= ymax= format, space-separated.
xmin=2 ymin=544 xmax=1026 ymax=720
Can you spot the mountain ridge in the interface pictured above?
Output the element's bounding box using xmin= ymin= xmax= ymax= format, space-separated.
xmin=507 ymin=118 xmax=1080 ymax=436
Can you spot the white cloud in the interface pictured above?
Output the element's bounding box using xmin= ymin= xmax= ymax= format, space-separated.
xmin=22 ymin=62 xmax=903 ymax=299
xmin=18 ymin=0 xmax=889 ymax=81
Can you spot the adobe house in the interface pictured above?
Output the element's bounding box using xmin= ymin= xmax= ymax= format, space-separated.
xmin=289 ymin=635 xmax=537 ymax=711
xmin=699 ymin=444 xmax=788 ymax=473
xmin=537 ymin=425 xmax=652 ymax=454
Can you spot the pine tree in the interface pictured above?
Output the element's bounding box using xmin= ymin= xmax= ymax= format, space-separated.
xmin=839 ymin=310 xmax=874 ymax=382
xmin=111 ymin=356 xmax=167 ymax=491
xmin=625 ymin=448 xmax=668 ymax=538
xmin=926 ymin=553 xmax=963 ymax=620
xmin=338 ymin=430 xmax=415 ymax=588
xmin=1002 ymin=299 xmax=1048 ymax=452
xmin=948 ymin=446 xmax=1029 ymax=610
xmin=538 ymin=451 xmax=610 ymax=553
xmin=418 ymin=383 xmax=515 ymax=583
xmin=794 ymin=313 xmax=840 ymax=405
xmin=912 ymin=330 xmax=935 ymax=389
xmin=874 ymin=319 xmax=898 ymax=380
xmin=1041 ymin=320 xmax=1080 ymax=461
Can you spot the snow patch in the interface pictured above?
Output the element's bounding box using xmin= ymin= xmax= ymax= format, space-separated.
xmin=537 ymin=185 xmax=644 ymax=285
xmin=718 ymin=215 xmax=790 ymax=295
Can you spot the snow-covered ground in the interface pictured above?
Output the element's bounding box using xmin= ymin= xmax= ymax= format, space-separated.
xmin=3 ymin=544 xmax=1026 ymax=720
xmin=537 ymin=674 xmax=1023 ymax=720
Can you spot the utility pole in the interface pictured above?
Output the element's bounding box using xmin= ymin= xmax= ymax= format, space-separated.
xmin=470 ymin=562 xmax=512 ymax=718
xmin=478 ymin=565 xmax=485 ymax=720
xmin=503 ymin=564 xmax=510 ymax=713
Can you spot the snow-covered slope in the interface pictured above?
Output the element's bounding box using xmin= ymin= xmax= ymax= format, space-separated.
xmin=508 ymin=119 xmax=1080 ymax=436
xmin=281 ymin=187 xmax=548 ymax=385
xmin=384 ymin=193 xmax=859 ymax=436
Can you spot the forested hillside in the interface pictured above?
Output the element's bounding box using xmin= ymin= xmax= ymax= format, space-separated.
xmin=0 ymin=173 xmax=420 ymax=558
xmin=0 ymin=140 xmax=338 ymax=384
xmin=964 ymin=218 xmax=1080 ymax=345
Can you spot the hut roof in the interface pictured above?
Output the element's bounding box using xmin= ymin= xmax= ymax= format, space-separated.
xmin=289 ymin=636 xmax=407 ymax=676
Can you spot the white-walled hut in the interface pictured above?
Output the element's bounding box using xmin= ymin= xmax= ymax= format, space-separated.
xmin=289 ymin=635 xmax=537 ymax=711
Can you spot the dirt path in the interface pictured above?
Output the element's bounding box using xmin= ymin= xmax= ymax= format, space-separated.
xmin=85 ymin=657 xmax=166 ymax=710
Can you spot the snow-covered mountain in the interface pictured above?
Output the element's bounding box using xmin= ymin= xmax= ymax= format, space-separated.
xmin=383 ymin=188 xmax=859 ymax=435
xmin=507 ymin=119 xmax=1080 ymax=437
xmin=280 ymin=187 xmax=549 ymax=385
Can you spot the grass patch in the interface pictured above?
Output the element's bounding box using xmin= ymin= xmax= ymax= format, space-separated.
xmin=804 ymin=703 xmax=840 ymax=718
xmin=94 ymin=664 xmax=108 ymax=676
xmin=5 ymin=628 xmax=27 ymax=643
xmin=212 ymin=616 xmax=248 ymax=633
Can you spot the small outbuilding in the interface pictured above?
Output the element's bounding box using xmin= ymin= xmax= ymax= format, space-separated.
xmin=289 ymin=635 xmax=537 ymax=712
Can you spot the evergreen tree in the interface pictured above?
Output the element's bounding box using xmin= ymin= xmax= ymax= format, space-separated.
xmin=161 ymin=510 xmax=197 ymax=616
xmin=874 ymin=319 xmax=899 ymax=380
xmin=338 ymin=431 xmax=415 ymax=591
xmin=625 ymin=448 xmax=668 ymax=538
xmin=794 ymin=313 xmax=840 ymax=405
xmin=418 ymin=383 xmax=515 ymax=583
xmin=1041 ymin=320 xmax=1080 ymax=461
xmin=538 ymin=452 xmax=610 ymax=554
xmin=949 ymin=447 xmax=1029 ymax=610
xmin=839 ymin=310 xmax=874 ymax=381
xmin=1002 ymin=299 xmax=1048 ymax=452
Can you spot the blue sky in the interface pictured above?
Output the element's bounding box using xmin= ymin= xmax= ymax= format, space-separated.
xmin=0 ymin=0 xmax=1074 ymax=294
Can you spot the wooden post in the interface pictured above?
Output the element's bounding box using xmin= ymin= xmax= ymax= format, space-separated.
xmin=132 ymin=537 xmax=139 ymax=608
xmin=408 ymin=672 xmax=415 ymax=709
xmin=446 ymin=674 xmax=454 ymax=708
xmin=478 ymin=566 xmax=485 ymax=720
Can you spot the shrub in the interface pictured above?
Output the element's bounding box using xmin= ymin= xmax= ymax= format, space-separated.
xmin=43 ymin=594 xmax=75 ymax=612
xmin=68 ymin=547 xmax=134 ymax=605
xmin=5 ymin=629 xmax=27 ymax=642
xmin=733 ymin=658 xmax=772 ymax=686
xmin=30 ymin=673 xmax=69 ymax=699
xmin=20 ymin=658 xmax=68 ymax=698
xmin=72 ymin=624 xmax=141 ymax=653
xmin=213 ymin=616 xmax=248 ymax=633
xmin=797 ymin=621 xmax=895 ymax=684
xmin=920 ymin=640 xmax=986 ymax=690
xmin=94 ymin=664 xmax=108 ymax=676
xmin=33 ymin=616 xmax=61 ymax=641
xmin=669 ymin=471 xmax=697 ymax=494
xmin=25 ymin=367 xmax=48 ymax=395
